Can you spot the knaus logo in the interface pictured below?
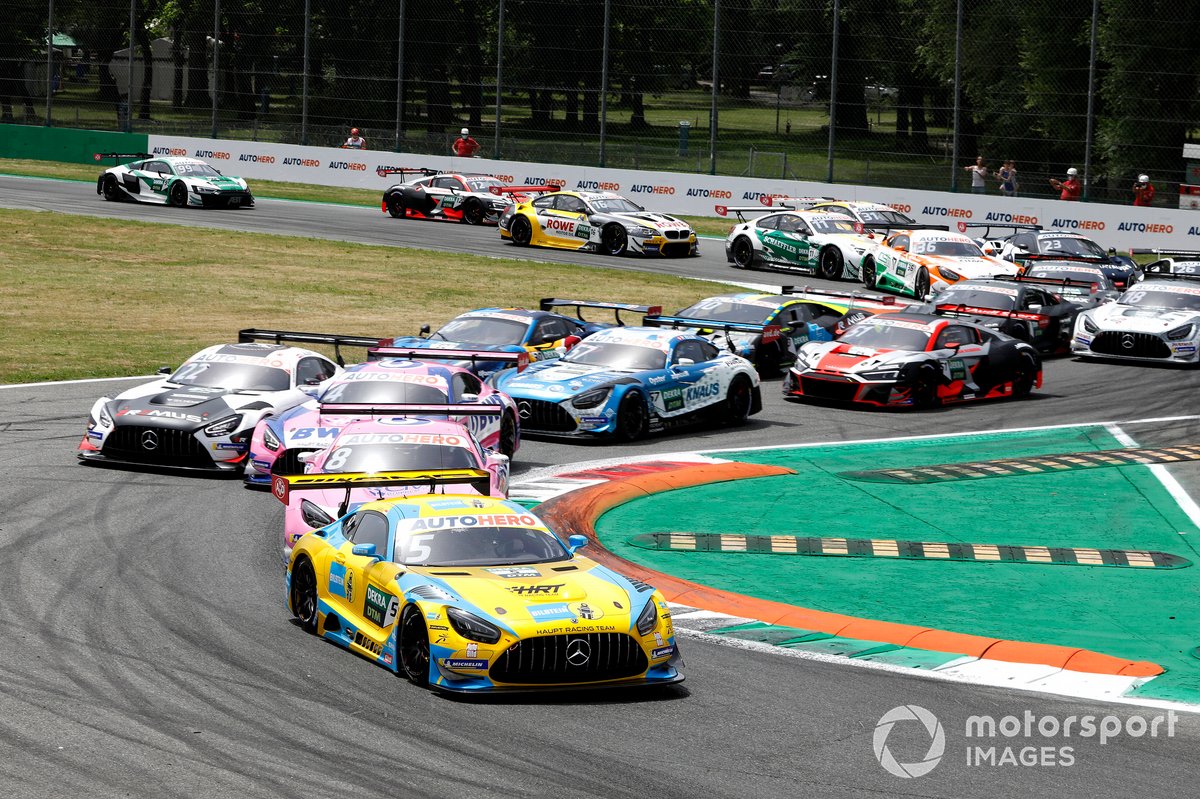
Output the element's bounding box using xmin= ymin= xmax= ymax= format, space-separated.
xmin=577 ymin=180 xmax=620 ymax=190
xmin=329 ymin=161 xmax=366 ymax=171
xmin=874 ymin=705 xmax=1180 ymax=778
xmin=922 ymin=206 xmax=973 ymax=218
xmin=239 ymin=154 xmax=277 ymax=164
xmin=153 ymin=147 xmax=187 ymax=156
xmin=1051 ymin=218 xmax=1105 ymax=231
xmin=284 ymin=157 xmax=321 ymax=167
xmin=686 ymin=187 xmax=732 ymax=199
xmin=630 ymin=184 xmax=676 ymax=195
xmin=194 ymin=150 xmax=230 ymax=160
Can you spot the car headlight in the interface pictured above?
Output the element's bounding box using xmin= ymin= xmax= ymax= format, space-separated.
xmin=794 ymin=347 xmax=818 ymax=368
xmin=97 ymin=402 xmax=113 ymax=426
xmin=630 ymin=226 xmax=657 ymax=238
xmin=1167 ymin=324 xmax=1195 ymax=340
xmin=860 ymin=369 xmax=900 ymax=381
xmin=636 ymin=598 xmax=659 ymax=636
xmin=262 ymin=425 xmax=281 ymax=451
xmin=203 ymin=414 xmax=243 ymax=437
xmin=192 ymin=185 xmax=218 ymax=194
xmin=572 ymin=387 xmax=611 ymax=409
xmin=1082 ymin=316 xmax=1099 ymax=334
xmin=938 ymin=267 xmax=961 ymax=281
xmin=446 ymin=607 xmax=502 ymax=644
xmin=300 ymin=499 xmax=334 ymax=529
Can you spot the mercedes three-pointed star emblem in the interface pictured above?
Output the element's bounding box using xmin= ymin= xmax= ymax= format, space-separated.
xmin=565 ymin=638 xmax=591 ymax=667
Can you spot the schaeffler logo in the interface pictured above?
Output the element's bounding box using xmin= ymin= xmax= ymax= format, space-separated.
xmin=873 ymin=705 xmax=946 ymax=778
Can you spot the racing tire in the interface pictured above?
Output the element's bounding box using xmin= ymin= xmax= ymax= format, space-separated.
xmin=601 ymin=224 xmax=629 ymax=257
xmin=168 ymin=181 xmax=189 ymax=208
xmin=509 ymin=215 xmax=533 ymax=247
xmin=818 ymin=246 xmax=844 ymax=280
xmin=385 ymin=194 xmax=405 ymax=218
xmin=914 ymin=267 xmax=931 ymax=301
xmin=731 ymin=237 xmax=755 ymax=269
xmin=862 ymin=256 xmax=877 ymax=289
xmin=101 ymin=174 xmax=121 ymax=202
xmin=461 ymin=200 xmax=485 ymax=226
xmin=910 ymin=363 xmax=941 ymax=409
xmin=289 ymin=557 xmax=319 ymax=634
xmin=1011 ymin=352 xmax=1038 ymax=399
xmin=614 ymin=392 xmax=649 ymax=442
xmin=499 ymin=412 xmax=517 ymax=459
xmin=722 ymin=376 xmax=754 ymax=426
xmin=398 ymin=604 xmax=431 ymax=685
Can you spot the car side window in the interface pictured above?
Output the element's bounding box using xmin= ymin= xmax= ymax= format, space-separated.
xmin=347 ymin=511 xmax=390 ymax=555
xmin=452 ymin=372 xmax=484 ymax=399
xmin=695 ymin=340 xmax=721 ymax=361
xmin=556 ymin=195 xmax=587 ymax=214
xmin=775 ymin=215 xmax=801 ymax=233
xmin=671 ymin=340 xmax=708 ymax=364
xmin=818 ymin=205 xmax=853 ymax=219
xmin=432 ymin=177 xmax=460 ymax=190
xmin=296 ymin=357 xmax=336 ymax=386
xmin=935 ymin=325 xmax=975 ymax=349
xmin=145 ymin=160 xmax=169 ymax=174
xmin=890 ymin=234 xmax=911 ymax=251
xmin=532 ymin=195 xmax=555 ymax=209
xmin=1012 ymin=234 xmax=1034 ymax=251
xmin=756 ymin=215 xmax=779 ymax=231
xmin=532 ymin=317 xmax=569 ymax=344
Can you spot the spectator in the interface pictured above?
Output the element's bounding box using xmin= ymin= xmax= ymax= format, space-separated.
xmin=1049 ymin=167 xmax=1081 ymax=201
xmin=995 ymin=160 xmax=1019 ymax=197
xmin=1132 ymin=174 xmax=1155 ymax=206
xmin=964 ymin=156 xmax=988 ymax=194
xmin=452 ymin=128 xmax=480 ymax=158
xmin=342 ymin=127 xmax=367 ymax=149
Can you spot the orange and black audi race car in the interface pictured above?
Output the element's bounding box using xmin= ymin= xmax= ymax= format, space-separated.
xmin=783 ymin=313 xmax=1041 ymax=409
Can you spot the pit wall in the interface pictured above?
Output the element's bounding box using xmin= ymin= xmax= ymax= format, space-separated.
xmin=4 ymin=123 xmax=1197 ymax=251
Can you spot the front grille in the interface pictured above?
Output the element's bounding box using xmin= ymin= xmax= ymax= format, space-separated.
xmin=491 ymin=633 xmax=649 ymax=684
xmin=200 ymin=191 xmax=252 ymax=208
xmin=800 ymin=376 xmax=861 ymax=402
xmin=664 ymin=230 xmax=683 ymax=240
xmin=516 ymin=399 xmax=577 ymax=432
xmin=661 ymin=242 xmax=692 ymax=257
xmin=272 ymin=448 xmax=319 ymax=476
xmin=102 ymin=425 xmax=211 ymax=466
xmin=1090 ymin=332 xmax=1171 ymax=359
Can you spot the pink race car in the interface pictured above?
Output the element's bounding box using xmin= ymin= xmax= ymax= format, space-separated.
xmin=275 ymin=416 xmax=510 ymax=563
xmin=244 ymin=352 xmax=522 ymax=487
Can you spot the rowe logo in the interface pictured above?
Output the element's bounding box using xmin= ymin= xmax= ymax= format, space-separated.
xmin=544 ymin=218 xmax=575 ymax=232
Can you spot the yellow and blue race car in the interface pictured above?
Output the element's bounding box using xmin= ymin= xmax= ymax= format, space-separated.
xmin=282 ymin=472 xmax=683 ymax=693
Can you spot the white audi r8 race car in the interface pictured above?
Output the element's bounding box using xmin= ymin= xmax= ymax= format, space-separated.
xmin=862 ymin=229 xmax=1020 ymax=300
xmin=1072 ymin=260 xmax=1200 ymax=365
xmin=96 ymin=153 xmax=254 ymax=208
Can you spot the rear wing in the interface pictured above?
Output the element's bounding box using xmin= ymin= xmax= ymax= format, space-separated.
xmin=375 ymin=166 xmax=440 ymax=178
xmin=95 ymin=151 xmax=151 ymax=164
xmin=643 ymin=315 xmax=785 ymax=345
xmin=933 ymin=303 xmax=1049 ymax=323
xmin=1130 ymin=249 xmax=1200 ymax=259
xmin=717 ymin=206 xmax=782 ymax=221
xmin=860 ymin=222 xmax=951 ymax=233
xmin=1019 ymin=253 xmax=1107 ymax=264
xmin=995 ymin=275 xmax=1100 ymax=293
xmin=238 ymin=329 xmax=393 ymax=366
xmin=367 ymin=347 xmax=530 ymax=372
xmin=1139 ymin=260 xmax=1200 ymax=279
xmin=489 ymin=184 xmax=561 ymax=196
xmin=272 ymin=469 xmax=492 ymax=505
xmin=315 ymin=402 xmax=504 ymax=417
xmin=716 ymin=196 xmax=833 ymax=221
xmin=780 ymin=284 xmax=905 ymax=308
xmin=960 ymin=222 xmax=1042 ymax=237
xmin=539 ymin=298 xmax=662 ymax=325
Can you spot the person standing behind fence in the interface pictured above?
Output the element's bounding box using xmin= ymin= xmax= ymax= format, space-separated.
xmin=964 ymin=156 xmax=989 ymax=194
xmin=342 ymin=127 xmax=367 ymax=149
xmin=995 ymin=160 xmax=1018 ymax=197
xmin=452 ymin=128 xmax=480 ymax=158
xmin=1132 ymin=174 xmax=1155 ymax=206
xmin=1049 ymin=167 xmax=1081 ymax=201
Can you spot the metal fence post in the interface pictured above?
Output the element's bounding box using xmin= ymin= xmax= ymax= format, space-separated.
xmin=950 ymin=0 xmax=963 ymax=191
xmin=1083 ymin=0 xmax=1099 ymax=201
xmin=394 ymin=0 xmax=405 ymax=151
xmin=45 ymin=0 xmax=54 ymax=126
xmin=126 ymin=0 xmax=135 ymax=132
xmin=708 ymin=0 xmax=720 ymax=176
xmin=211 ymin=0 xmax=220 ymax=139
xmin=826 ymin=0 xmax=840 ymax=183
xmin=301 ymin=0 xmax=309 ymax=145
xmin=493 ymin=0 xmax=504 ymax=159
xmin=598 ymin=0 xmax=610 ymax=168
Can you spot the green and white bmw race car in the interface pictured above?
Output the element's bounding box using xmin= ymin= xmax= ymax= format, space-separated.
xmin=96 ymin=153 xmax=254 ymax=209
xmin=724 ymin=207 xmax=875 ymax=280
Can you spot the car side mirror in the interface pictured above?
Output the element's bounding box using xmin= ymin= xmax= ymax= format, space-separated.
xmin=568 ymin=534 xmax=589 ymax=554
xmin=460 ymin=393 xmax=479 ymax=403
xmin=563 ymin=334 xmax=582 ymax=351
xmin=983 ymin=247 xmax=997 ymax=255
xmin=157 ymin=366 xmax=172 ymax=375
xmin=352 ymin=543 xmax=381 ymax=561
xmin=943 ymin=341 xmax=960 ymax=349
xmin=420 ymin=324 xmax=431 ymax=336
xmin=893 ymin=244 xmax=907 ymax=253
xmin=297 ymin=451 xmax=316 ymax=464
xmin=673 ymin=357 xmax=695 ymax=367
xmin=1027 ymin=304 xmax=1043 ymax=312
xmin=299 ymin=384 xmax=320 ymax=397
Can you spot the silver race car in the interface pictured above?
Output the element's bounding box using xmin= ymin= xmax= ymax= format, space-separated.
xmin=96 ymin=152 xmax=254 ymax=208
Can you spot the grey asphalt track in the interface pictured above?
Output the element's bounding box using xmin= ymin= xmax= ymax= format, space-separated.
xmin=2 ymin=175 xmax=1199 ymax=797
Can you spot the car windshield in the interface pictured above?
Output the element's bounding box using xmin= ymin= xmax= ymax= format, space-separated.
xmin=675 ymin=298 xmax=774 ymax=324
xmin=810 ymin=218 xmax=860 ymax=235
xmin=589 ymin=197 xmax=644 ymax=213
xmin=839 ymin=320 xmax=932 ymax=350
xmin=1038 ymin=236 xmax=1106 ymax=257
xmin=169 ymin=361 xmax=290 ymax=391
xmin=562 ymin=341 xmax=667 ymax=370
xmin=857 ymin=209 xmax=915 ymax=224
xmin=915 ymin=238 xmax=984 ymax=257
xmin=323 ymin=442 xmax=476 ymax=473
xmin=319 ymin=379 xmax=447 ymax=404
xmin=432 ymin=316 xmax=528 ymax=346
xmin=1118 ymin=286 xmax=1200 ymax=311
xmin=465 ymin=176 xmax=504 ymax=191
xmin=935 ymin=288 xmax=1016 ymax=310
xmin=174 ymin=162 xmax=222 ymax=177
xmin=394 ymin=524 xmax=571 ymax=567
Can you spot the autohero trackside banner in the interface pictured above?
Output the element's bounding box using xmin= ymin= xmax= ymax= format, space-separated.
xmin=146 ymin=133 xmax=1200 ymax=251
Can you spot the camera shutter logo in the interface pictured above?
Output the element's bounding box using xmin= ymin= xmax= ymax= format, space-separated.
xmin=873 ymin=705 xmax=945 ymax=778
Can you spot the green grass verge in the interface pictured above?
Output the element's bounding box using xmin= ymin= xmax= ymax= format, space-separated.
xmin=0 ymin=207 xmax=726 ymax=384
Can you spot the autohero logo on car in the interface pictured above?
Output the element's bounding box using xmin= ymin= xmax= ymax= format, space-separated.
xmin=239 ymin=153 xmax=277 ymax=164
xmin=1050 ymin=217 xmax=1105 ymax=231
xmin=922 ymin=206 xmax=973 ymax=218
xmin=193 ymin=149 xmax=230 ymax=160
xmin=577 ymin=180 xmax=620 ymax=190
xmin=630 ymin=184 xmax=676 ymax=195
xmin=873 ymin=705 xmax=1180 ymax=778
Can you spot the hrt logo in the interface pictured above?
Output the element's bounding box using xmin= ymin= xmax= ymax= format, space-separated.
xmin=508 ymin=584 xmax=563 ymax=595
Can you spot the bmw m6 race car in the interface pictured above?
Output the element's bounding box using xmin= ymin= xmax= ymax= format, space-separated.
xmin=807 ymin=200 xmax=918 ymax=229
xmin=862 ymin=229 xmax=1020 ymax=300
xmin=79 ymin=336 xmax=346 ymax=471
xmin=380 ymin=168 xmax=557 ymax=225
xmin=245 ymin=352 xmax=522 ymax=485
xmin=492 ymin=327 xmax=761 ymax=440
xmin=722 ymin=207 xmax=876 ymax=279
xmin=645 ymin=287 xmax=909 ymax=375
xmin=1072 ymin=257 xmax=1200 ymax=365
xmin=968 ymin=224 xmax=1140 ymax=288
xmin=283 ymin=482 xmax=683 ymax=693
xmin=276 ymin=417 xmax=511 ymax=562
xmin=96 ymin=152 xmax=254 ymax=208
xmin=499 ymin=190 xmax=698 ymax=257
xmin=921 ymin=275 xmax=1096 ymax=354
xmin=388 ymin=300 xmax=661 ymax=377
xmin=784 ymin=313 xmax=1042 ymax=408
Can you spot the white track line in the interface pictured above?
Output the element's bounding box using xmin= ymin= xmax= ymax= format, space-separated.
xmin=0 ymin=375 xmax=154 ymax=389
xmin=1106 ymin=423 xmax=1200 ymax=531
